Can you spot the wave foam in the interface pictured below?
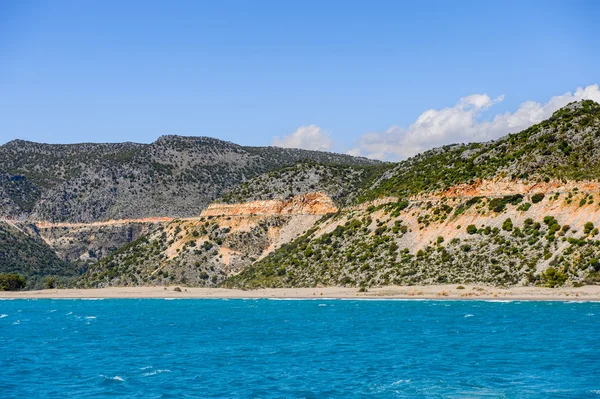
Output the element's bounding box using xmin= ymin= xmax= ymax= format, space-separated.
xmin=485 ymin=300 xmax=515 ymax=303
xmin=142 ymin=369 xmax=171 ymax=377
xmin=101 ymin=375 xmax=125 ymax=382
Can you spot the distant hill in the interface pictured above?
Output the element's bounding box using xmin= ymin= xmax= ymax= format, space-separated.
xmin=0 ymin=136 xmax=378 ymax=222
xmin=218 ymin=161 xmax=390 ymax=206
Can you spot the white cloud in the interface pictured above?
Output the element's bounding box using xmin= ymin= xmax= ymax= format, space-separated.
xmin=354 ymin=84 xmax=600 ymax=160
xmin=346 ymin=148 xmax=362 ymax=157
xmin=273 ymin=125 xmax=332 ymax=151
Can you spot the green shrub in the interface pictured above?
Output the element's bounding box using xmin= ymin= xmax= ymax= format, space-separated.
xmin=466 ymin=224 xmax=478 ymax=235
xmin=488 ymin=195 xmax=523 ymax=212
xmin=531 ymin=193 xmax=545 ymax=203
xmin=502 ymin=218 xmax=513 ymax=231
xmin=584 ymin=221 xmax=595 ymax=235
xmin=540 ymin=267 xmax=567 ymax=288
xmin=0 ymin=273 xmax=26 ymax=291
xmin=45 ymin=276 xmax=57 ymax=289
xmin=517 ymin=202 xmax=532 ymax=211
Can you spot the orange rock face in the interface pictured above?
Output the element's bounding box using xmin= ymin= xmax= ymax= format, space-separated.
xmin=201 ymin=192 xmax=338 ymax=217
xmin=414 ymin=178 xmax=600 ymax=200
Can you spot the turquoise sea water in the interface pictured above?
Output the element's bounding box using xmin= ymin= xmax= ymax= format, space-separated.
xmin=1 ymin=299 xmax=599 ymax=398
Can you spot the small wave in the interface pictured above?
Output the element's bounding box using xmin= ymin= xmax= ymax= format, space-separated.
xmin=318 ymin=304 xmax=327 ymax=307
xmin=340 ymin=298 xmax=428 ymax=301
xmin=267 ymin=298 xmax=317 ymax=300
xmin=81 ymin=298 xmax=104 ymax=300
xmin=85 ymin=316 xmax=96 ymax=319
xmin=485 ymin=300 xmax=514 ymax=303
xmin=13 ymin=320 xmax=20 ymax=325
xmin=464 ymin=314 xmax=474 ymax=318
xmin=101 ymin=375 xmax=125 ymax=382
xmin=0 ymin=314 xmax=8 ymax=318
xmin=143 ymin=369 xmax=171 ymax=377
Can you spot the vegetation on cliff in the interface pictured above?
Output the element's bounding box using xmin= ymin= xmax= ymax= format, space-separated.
xmin=0 ymin=222 xmax=78 ymax=288
xmin=225 ymin=188 xmax=600 ymax=288
xmin=218 ymin=161 xmax=389 ymax=206
xmin=360 ymin=100 xmax=600 ymax=201
xmin=80 ymin=213 xmax=314 ymax=288
xmin=3 ymin=100 xmax=600 ymax=289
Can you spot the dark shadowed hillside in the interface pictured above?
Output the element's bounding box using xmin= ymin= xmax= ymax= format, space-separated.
xmin=0 ymin=222 xmax=78 ymax=288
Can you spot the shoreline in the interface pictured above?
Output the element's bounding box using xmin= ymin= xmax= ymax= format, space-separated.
xmin=1 ymin=285 xmax=600 ymax=301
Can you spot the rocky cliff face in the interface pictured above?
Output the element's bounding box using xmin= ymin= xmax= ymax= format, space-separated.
xmin=201 ymin=192 xmax=338 ymax=217
xmin=36 ymin=222 xmax=158 ymax=263
xmin=80 ymin=194 xmax=332 ymax=288
xmin=226 ymin=186 xmax=600 ymax=288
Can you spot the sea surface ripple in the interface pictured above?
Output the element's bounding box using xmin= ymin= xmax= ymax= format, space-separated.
xmin=1 ymin=299 xmax=599 ymax=398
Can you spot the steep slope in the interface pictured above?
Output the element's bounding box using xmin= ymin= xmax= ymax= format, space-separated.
xmin=225 ymin=101 xmax=600 ymax=288
xmin=361 ymin=100 xmax=600 ymax=201
xmin=225 ymin=189 xmax=600 ymax=288
xmin=0 ymin=136 xmax=377 ymax=222
xmin=36 ymin=221 xmax=160 ymax=263
xmin=218 ymin=161 xmax=389 ymax=206
xmin=0 ymin=221 xmax=77 ymax=287
xmin=80 ymin=193 xmax=334 ymax=287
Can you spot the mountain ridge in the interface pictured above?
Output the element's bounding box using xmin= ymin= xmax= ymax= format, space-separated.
xmin=0 ymin=135 xmax=379 ymax=223
xmin=2 ymin=100 xmax=600 ymax=289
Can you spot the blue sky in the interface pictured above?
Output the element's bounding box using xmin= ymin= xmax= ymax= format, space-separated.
xmin=1 ymin=0 xmax=599 ymax=159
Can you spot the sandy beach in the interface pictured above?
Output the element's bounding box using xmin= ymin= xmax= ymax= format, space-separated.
xmin=2 ymin=284 xmax=600 ymax=300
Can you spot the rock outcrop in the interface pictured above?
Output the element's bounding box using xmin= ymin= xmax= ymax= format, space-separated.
xmin=201 ymin=192 xmax=338 ymax=217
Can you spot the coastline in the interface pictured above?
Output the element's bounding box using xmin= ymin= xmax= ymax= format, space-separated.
xmin=1 ymin=284 xmax=600 ymax=301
